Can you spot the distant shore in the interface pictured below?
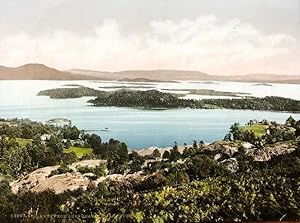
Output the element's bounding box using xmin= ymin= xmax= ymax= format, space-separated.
xmin=1 ymin=63 xmax=300 ymax=84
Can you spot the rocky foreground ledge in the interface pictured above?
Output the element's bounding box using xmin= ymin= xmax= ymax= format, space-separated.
xmin=10 ymin=160 xmax=143 ymax=194
xmin=11 ymin=140 xmax=296 ymax=194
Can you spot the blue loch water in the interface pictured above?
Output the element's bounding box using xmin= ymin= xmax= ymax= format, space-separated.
xmin=1 ymin=80 xmax=300 ymax=148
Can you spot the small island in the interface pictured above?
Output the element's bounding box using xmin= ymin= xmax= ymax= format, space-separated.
xmin=253 ymin=83 xmax=273 ymax=87
xmin=38 ymin=87 xmax=104 ymax=98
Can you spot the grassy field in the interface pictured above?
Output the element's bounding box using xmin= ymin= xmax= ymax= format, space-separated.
xmin=16 ymin=138 xmax=32 ymax=147
xmin=64 ymin=146 xmax=93 ymax=158
xmin=241 ymin=124 xmax=268 ymax=136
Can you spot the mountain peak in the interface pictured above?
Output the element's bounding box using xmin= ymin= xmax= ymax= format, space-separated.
xmin=0 ymin=64 xmax=95 ymax=80
xmin=17 ymin=63 xmax=57 ymax=71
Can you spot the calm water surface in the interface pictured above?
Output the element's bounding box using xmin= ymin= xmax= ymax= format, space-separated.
xmin=1 ymin=80 xmax=300 ymax=148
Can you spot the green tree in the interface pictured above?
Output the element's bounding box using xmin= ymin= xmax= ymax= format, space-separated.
xmin=230 ymin=123 xmax=243 ymax=140
xmin=47 ymin=136 xmax=63 ymax=156
xmin=0 ymin=180 xmax=16 ymax=222
xmin=295 ymin=120 xmax=300 ymax=137
xmin=152 ymin=149 xmax=161 ymax=159
xmin=170 ymin=147 xmax=181 ymax=161
xmin=285 ymin=116 xmax=296 ymax=127
xmin=193 ymin=140 xmax=198 ymax=150
xmin=61 ymin=152 xmax=77 ymax=165
xmin=88 ymin=134 xmax=102 ymax=150
xmin=243 ymin=130 xmax=257 ymax=144
xmin=129 ymin=151 xmax=145 ymax=173
xmin=182 ymin=147 xmax=194 ymax=158
xmin=224 ymin=133 xmax=232 ymax=141
xmin=162 ymin=150 xmax=171 ymax=160
xmin=186 ymin=155 xmax=229 ymax=180
xmin=21 ymin=124 xmax=33 ymax=139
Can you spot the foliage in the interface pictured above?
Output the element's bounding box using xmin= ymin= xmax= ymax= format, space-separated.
xmin=50 ymin=163 xmax=73 ymax=177
xmin=169 ymin=147 xmax=181 ymax=161
xmin=241 ymin=124 xmax=268 ymax=137
xmin=40 ymin=88 xmax=300 ymax=112
xmin=129 ymin=151 xmax=145 ymax=173
xmin=1 ymin=117 xmax=300 ymax=222
xmin=286 ymin=115 xmax=296 ymax=127
xmin=229 ymin=123 xmax=243 ymax=140
xmin=0 ymin=136 xmax=31 ymax=177
xmin=62 ymin=125 xmax=80 ymax=140
xmin=202 ymin=96 xmax=300 ymax=112
xmin=0 ymin=180 xmax=17 ymax=222
xmin=87 ymin=134 xmax=102 ymax=150
xmin=152 ymin=149 xmax=161 ymax=159
xmin=16 ymin=138 xmax=32 ymax=147
xmin=186 ymin=155 xmax=230 ymax=181
xmin=229 ymin=117 xmax=297 ymax=147
xmin=38 ymin=87 xmax=103 ymax=98
xmin=89 ymin=89 xmax=199 ymax=109
xmin=63 ymin=146 xmax=92 ymax=158
xmin=76 ymin=163 xmax=107 ymax=177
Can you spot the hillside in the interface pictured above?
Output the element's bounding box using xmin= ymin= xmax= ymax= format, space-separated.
xmin=69 ymin=69 xmax=212 ymax=81
xmin=1 ymin=117 xmax=300 ymax=222
xmin=0 ymin=64 xmax=98 ymax=80
xmin=217 ymin=73 xmax=300 ymax=84
xmin=1 ymin=64 xmax=300 ymax=83
xmin=70 ymin=68 xmax=300 ymax=84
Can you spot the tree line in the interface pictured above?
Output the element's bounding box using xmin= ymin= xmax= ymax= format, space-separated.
xmin=0 ymin=117 xmax=300 ymax=222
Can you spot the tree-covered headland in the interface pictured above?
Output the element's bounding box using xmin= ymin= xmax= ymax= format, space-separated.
xmin=39 ymin=87 xmax=300 ymax=112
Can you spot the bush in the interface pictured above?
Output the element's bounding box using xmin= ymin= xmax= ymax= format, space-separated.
xmin=186 ymin=155 xmax=230 ymax=180
xmin=77 ymin=163 xmax=107 ymax=177
xmin=49 ymin=163 xmax=73 ymax=177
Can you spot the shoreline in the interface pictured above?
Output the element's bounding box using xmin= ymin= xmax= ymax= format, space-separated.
xmin=1 ymin=78 xmax=300 ymax=85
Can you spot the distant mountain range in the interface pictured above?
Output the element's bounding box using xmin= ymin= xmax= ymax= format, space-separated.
xmin=69 ymin=69 xmax=300 ymax=84
xmin=0 ymin=63 xmax=300 ymax=84
xmin=0 ymin=64 xmax=95 ymax=80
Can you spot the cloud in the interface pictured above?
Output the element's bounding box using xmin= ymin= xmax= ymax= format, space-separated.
xmin=0 ymin=15 xmax=297 ymax=74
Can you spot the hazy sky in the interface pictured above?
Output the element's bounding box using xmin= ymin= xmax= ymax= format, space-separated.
xmin=0 ymin=0 xmax=299 ymax=75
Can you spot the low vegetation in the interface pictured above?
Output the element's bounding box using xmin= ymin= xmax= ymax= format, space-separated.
xmin=1 ymin=117 xmax=300 ymax=222
xmin=64 ymin=146 xmax=93 ymax=158
xmin=202 ymin=96 xmax=300 ymax=112
xmin=240 ymin=123 xmax=268 ymax=136
xmin=15 ymin=137 xmax=32 ymax=147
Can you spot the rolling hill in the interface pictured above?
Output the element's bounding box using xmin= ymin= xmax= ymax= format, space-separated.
xmin=1 ymin=63 xmax=300 ymax=84
xmin=0 ymin=64 xmax=98 ymax=80
xmin=69 ymin=69 xmax=300 ymax=84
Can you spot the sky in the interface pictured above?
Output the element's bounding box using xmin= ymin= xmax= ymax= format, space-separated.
xmin=0 ymin=0 xmax=299 ymax=75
